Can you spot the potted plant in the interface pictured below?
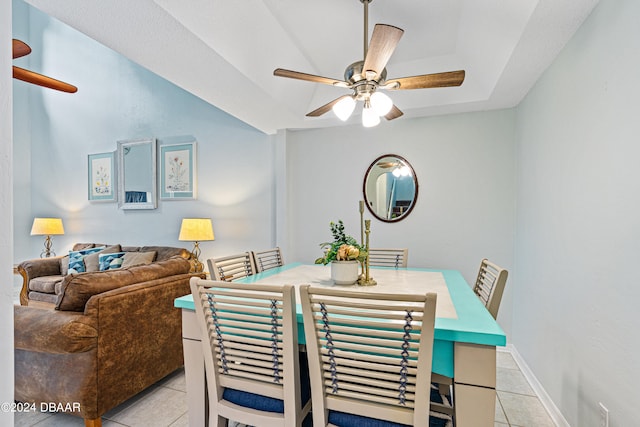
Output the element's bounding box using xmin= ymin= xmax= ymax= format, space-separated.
xmin=315 ymin=220 xmax=367 ymax=285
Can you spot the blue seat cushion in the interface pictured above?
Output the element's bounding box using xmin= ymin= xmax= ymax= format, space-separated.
xmin=222 ymin=352 xmax=311 ymax=413
xmin=328 ymin=411 xmax=449 ymax=427
xmin=327 ymin=387 xmax=451 ymax=427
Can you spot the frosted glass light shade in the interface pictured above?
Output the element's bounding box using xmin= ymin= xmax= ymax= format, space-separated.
xmin=179 ymin=218 xmax=215 ymax=242
xmin=332 ymin=96 xmax=356 ymax=121
xmin=362 ymin=105 xmax=381 ymax=127
xmin=370 ymin=92 xmax=393 ymax=116
xmin=30 ymin=218 xmax=64 ymax=235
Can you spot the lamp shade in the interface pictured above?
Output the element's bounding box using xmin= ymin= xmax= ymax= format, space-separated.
xmin=30 ymin=218 xmax=65 ymax=236
xmin=179 ymin=218 xmax=215 ymax=242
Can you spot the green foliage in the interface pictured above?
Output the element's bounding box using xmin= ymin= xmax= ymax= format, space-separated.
xmin=315 ymin=220 xmax=367 ymax=265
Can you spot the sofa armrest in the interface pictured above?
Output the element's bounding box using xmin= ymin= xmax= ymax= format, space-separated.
xmin=17 ymin=257 xmax=64 ymax=306
xmin=18 ymin=257 xmax=63 ymax=278
xmin=14 ymin=305 xmax=97 ymax=354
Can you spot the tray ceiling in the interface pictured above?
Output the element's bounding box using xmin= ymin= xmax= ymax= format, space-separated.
xmin=24 ymin=0 xmax=600 ymax=134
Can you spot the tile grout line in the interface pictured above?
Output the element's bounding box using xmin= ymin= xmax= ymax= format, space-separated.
xmin=500 ymin=344 xmax=567 ymax=427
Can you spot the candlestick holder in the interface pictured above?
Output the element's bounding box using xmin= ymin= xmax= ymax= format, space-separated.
xmin=358 ymin=219 xmax=377 ymax=286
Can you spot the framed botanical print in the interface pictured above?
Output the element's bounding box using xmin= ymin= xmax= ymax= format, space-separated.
xmin=159 ymin=142 xmax=197 ymax=200
xmin=88 ymin=152 xmax=116 ymax=202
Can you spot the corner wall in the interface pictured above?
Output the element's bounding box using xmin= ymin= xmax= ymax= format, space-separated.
xmin=1 ymin=0 xmax=15 ymax=424
xmin=514 ymin=0 xmax=640 ymax=425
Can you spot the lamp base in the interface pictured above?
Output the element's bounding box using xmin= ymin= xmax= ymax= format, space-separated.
xmin=192 ymin=258 xmax=204 ymax=273
xmin=40 ymin=235 xmax=55 ymax=258
xmin=190 ymin=241 xmax=204 ymax=273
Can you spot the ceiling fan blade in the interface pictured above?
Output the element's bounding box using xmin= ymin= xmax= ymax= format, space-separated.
xmin=12 ymin=39 xmax=32 ymax=59
xmin=13 ymin=66 xmax=78 ymax=93
xmin=274 ymin=68 xmax=349 ymax=87
xmin=384 ymin=105 xmax=404 ymax=121
xmin=362 ymin=24 xmax=404 ymax=81
xmin=306 ymin=95 xmax=352 ymax=117
xmin=385 ymin=70 xmax=465 ymax=90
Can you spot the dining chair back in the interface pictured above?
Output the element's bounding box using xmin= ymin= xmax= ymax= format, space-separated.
xmin=300 ymin=285 xmax=451 ymax=427
xmin=367 ymin=248 xmax=409 ymax=268
xmin=473 ymin=258 xmax=509 ymax=319
xmin=190 ymin=278 xmax=311 ymax=427
xmin=207 ymin=252 xmax=256 ymax=282
xmin=253 ymin=247 xmax=284 ymax=273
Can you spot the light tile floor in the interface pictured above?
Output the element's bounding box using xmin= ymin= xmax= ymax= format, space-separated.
xmin=14 ymin=351 xmax=556 ymax=427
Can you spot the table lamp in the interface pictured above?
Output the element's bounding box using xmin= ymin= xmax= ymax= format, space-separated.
xmin=179 ymin=218 xmax=215 ymax=273
xmin=30 ymin=217 xmax=65 ymax=258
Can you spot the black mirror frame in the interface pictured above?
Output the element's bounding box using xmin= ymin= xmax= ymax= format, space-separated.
xmin=362 ymin=154 xmax=419 ymax=223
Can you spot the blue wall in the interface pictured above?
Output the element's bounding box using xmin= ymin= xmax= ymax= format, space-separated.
xmin=13 ymin=2 xmax=276 ymax=263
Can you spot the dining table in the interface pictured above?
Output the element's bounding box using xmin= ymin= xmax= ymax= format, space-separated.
xmin=174 ymin=262 xmax=506 ymax=427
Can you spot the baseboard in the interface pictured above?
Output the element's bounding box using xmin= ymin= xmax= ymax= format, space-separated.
xmin=498 ymin=344 xmax=570 ymax=427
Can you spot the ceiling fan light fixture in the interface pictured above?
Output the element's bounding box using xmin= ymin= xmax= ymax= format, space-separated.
xmin=370 ymin=91 xmax=393 ymax=116
xmin=333 ymin=96 xmax=356 ymax=121
xmin=362 ymin=100 xmax=381 ymax=127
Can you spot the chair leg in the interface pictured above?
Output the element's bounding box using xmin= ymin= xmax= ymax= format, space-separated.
xmin=439 ymin=381 xmax=451 ymax=396
xmin=84 ymin=417 xmax=102 ymax=427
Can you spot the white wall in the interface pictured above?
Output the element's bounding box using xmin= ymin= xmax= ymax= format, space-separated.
xmin=13 ymin=4 xmax=277 ymax=266
xmin=284 ymin=110 xmax=517 ymax=337
xmin=514 ymin=0 xmax=640 ymax=425
xmin=1 ymin=0 xmax=15 ymax=423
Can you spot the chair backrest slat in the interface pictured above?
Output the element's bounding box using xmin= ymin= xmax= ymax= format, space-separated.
xmin=473 ymin=258 xmax=508 ymax=319
xmin=191 ymin=279 xmax=300 ymax=403
xmin=252 ymin=247 xmax=284 ymax=273
xmin=368 ymin=248 xmax=409 ymax=268
xmin=207 ymin=252 xmax=255 ymax=281
xmin=300 ymin=285 xmax=437 ymax=427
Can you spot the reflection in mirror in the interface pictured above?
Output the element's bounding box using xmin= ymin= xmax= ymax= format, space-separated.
xmin=363 ymin=154 xmax=418 ymax=222
xmin=117 ymin=138 xmax=157 ymax=210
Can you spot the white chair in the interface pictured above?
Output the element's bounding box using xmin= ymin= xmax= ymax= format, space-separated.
xmin=367 ymin=248 xmax=409 ymax=268
xmin=253 ymin=247 xmax=284 ymax=273
xmin=190 ymin=278 xmax=311 ymax=427
xmin=433 ymin=259 xmax=509 ymax=398
xmin=207 ymin=252 xmax=255 ymax=282
xmin=473 ymin=258 xmax=509 ymax=320
xmin=300 ymin=285 xmax=452 ymax=427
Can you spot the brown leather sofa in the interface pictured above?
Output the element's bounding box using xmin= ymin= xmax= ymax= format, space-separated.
xmin=14 ymin=247 xmax=201 ymax=427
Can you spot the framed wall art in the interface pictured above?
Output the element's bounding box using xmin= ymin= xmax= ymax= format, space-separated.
xmin=159 ymin=142 xmax=197 ymax=200
xmin=88 ymin=152 xmax=116 ymax=202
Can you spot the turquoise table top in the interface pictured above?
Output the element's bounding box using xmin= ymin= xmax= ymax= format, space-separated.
xmin=175 ymin=262 xmax=506 ymax=377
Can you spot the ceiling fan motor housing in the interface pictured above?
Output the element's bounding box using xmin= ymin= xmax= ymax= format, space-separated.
xmin=344 ymin=60 xmax=387 ymax=85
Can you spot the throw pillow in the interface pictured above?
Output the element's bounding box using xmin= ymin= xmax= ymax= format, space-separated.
xmin=68 ymin=247 xmax=105 ymax=274
xmin=83 ymin=244 xmax=122 ymax=272
xmin=121 ymin=251 xmax=157 ymax=268
xmin=60 ymin=255 xmax=70 ymax=275
xmin=99 ymin=252 xmax=126 ymax=271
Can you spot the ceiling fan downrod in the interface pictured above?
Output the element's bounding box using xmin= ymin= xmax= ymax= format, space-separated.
xmin=361 ymin=0 xmax=372 ymax=59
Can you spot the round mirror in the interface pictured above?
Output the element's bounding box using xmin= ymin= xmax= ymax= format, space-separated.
xmin=363 ymin=154 xmax=418 ymax=222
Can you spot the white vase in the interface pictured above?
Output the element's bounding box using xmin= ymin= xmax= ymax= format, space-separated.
xmin=331 ymin=260 xmax=359 ymax=285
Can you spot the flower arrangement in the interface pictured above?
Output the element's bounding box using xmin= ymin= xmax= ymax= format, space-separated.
xmin=315 ymin=220 xmax=367 ymax=265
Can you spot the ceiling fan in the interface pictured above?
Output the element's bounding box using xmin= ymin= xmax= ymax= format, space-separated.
xmin=273 ymin=0 xmax=464 ymax=127
xmin=12 ymin=39 xmax=77 ymax=93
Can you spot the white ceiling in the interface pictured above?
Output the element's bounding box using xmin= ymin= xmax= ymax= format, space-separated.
xmin=24 ymin=0 xmax=600 ymax=135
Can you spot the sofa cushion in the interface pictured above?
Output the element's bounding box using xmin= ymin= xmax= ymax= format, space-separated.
xmin=99 ymin=252 xmax=126 ymax=271
xmin=140 ymin=246 xmax=190 ymax=262
xmin=68 ymin=247 xmax=105 ymax=274
xmin=56 ymin=257 xmax=192 ymax=312
xmin=121 ymin=251 xmax=156 ymax=268
xmin=84 ymin=245 xmax=123 ymax=272
xmin=29 ymin=275 xmax=64 ymax=294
